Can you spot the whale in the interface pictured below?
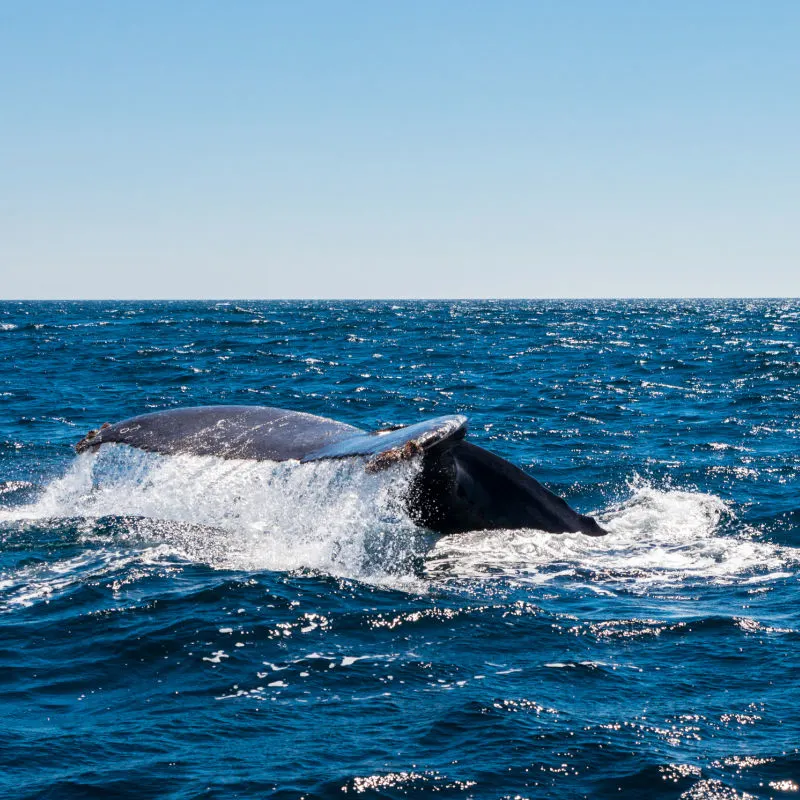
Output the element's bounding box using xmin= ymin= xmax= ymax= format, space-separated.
xmin=75 ymin=405 xmax=607 ymax=536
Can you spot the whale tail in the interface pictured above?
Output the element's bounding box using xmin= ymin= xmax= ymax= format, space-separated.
xmin=75 ymin=406 xmax=605 ymax=536
xmin=409 ymin=439 xmax=607 ymax=536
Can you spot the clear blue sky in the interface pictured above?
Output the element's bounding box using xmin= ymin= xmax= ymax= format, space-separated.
xmin=1 ymin=1 xmax=798 ymax=298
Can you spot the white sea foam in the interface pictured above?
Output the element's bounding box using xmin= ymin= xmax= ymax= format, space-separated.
xmin=0 ymin=445 xmax=429 ymax=594
xmin=426 ymin=483 xmax=798 ymax=589
xmin=2 ymin=450 xmax=796 ymax=600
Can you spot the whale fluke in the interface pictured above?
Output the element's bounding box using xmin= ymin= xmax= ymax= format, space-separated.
xmin=75 ymin=405 xmax=606 ymax=537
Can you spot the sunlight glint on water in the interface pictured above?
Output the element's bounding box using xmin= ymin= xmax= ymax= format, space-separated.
xmin=1 ymin=299 xmax=798 ymax=799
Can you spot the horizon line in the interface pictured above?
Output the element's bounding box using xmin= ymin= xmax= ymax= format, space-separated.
xmin=1 ymin=296 xmax=798 ymax=303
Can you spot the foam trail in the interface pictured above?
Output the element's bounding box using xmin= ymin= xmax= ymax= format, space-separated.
xmin=426 ymin=484 xmax=798 ymax=588
xmin=1 ymin=445 xmax=430 ymax=587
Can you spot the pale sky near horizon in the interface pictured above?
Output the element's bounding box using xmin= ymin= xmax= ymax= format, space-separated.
xmin=1 ymin=1 xmax=798 ymax=299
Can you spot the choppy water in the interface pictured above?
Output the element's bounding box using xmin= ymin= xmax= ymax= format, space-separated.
xmin=1 ymin=300 xmax=798 ymax=799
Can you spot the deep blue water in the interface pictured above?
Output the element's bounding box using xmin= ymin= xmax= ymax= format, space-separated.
xmin=1 ymin=299 xmax=798 ymax=800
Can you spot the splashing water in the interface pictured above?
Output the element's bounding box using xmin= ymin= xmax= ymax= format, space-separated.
xmin=1 ymin=444 xmax=431 ymax=590
xmin=426 ymin=483 xmax=796 ymax=589
xmin=4 ymin=446 xmax=794 ymax=599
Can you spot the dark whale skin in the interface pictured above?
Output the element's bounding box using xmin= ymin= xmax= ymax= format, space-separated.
xmin=412 ymin=439 xmax=606 ymax=535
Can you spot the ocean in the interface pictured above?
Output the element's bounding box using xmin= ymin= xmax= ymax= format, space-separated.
xmin=0 ymin=299 xmax=798 ymax=799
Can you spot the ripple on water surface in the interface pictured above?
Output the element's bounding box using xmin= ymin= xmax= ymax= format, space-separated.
xmin=0 ymin=300 xmax=798 ymax=799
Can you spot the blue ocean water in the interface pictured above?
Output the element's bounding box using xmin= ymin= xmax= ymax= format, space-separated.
xmin=1 ymin=299 xmax=798 ymax=800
